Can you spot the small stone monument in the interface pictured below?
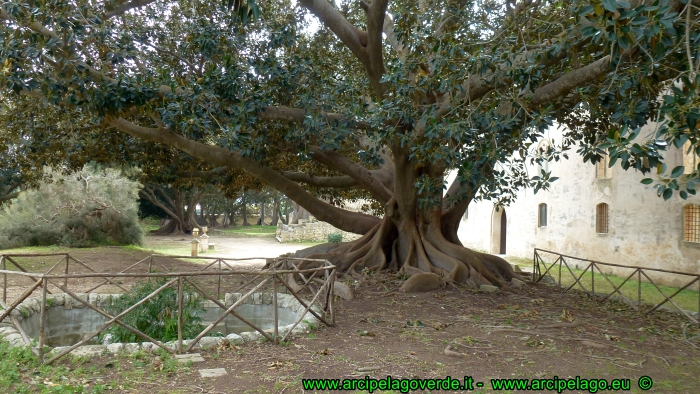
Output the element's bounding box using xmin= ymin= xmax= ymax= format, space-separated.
xmin=191 ymin=228 xmax=200 ymax=257
xmin=200 ymin=226 xmax=209 ymax=253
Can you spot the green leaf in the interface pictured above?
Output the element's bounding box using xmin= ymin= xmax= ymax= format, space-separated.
xmin=680 ymin=190 xmax=688 ymax=200
xmin=671 ymin=166 xmax=685 ymax=178
xmin=641 ymin=178 xmax=654 ymax=185
xmin=663 ymin=188 xmax=673 ymax=200
xmin=603 ymin=0 xmax=617 ymax=12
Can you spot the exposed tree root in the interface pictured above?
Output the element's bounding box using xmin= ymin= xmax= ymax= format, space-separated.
xmin=286 ymin=210 xmax=524 ymax=292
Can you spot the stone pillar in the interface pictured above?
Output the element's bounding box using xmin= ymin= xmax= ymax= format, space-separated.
xmin=200 ymin=226 xmax=209 ymax=253
xmin=191 ymin=239 xmax=200 ymax=257
xmin=199 ymin=234 xmax=209 ymax=253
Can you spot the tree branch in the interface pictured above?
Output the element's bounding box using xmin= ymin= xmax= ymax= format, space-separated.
xmin=260 ymin=106 xmax=371 ymax=129
xmin=528 ymin=56 xmax=610 ymax=107
xmin=281 ymin=172 xmax=358 ymax=188
xmin=299 ymin=0 xmax=368 ymax=61
xmin=104 ymin=0 xmax=158 ymax=19
xmin=307 ymin=147 xmax=394 ymax=204
xmin=109 ymin=118 xmax=381 ymax=234
xmin=0 ymin=191 xmax=20 ymax=203
xmin=365 ymin=0 xmax=388 ymax=96
xmin=139 ymin=186 xmax=181 ymax=222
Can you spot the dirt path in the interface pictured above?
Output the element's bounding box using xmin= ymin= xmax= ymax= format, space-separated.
xmin=143 ymin=234 xmax=316 ymax=267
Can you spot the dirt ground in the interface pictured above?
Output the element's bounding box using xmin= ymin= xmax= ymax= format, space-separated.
xmin=2 ymin=235 xmax=700 ymax=393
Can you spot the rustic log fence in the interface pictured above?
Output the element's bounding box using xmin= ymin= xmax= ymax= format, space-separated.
xmin=0 ymin=253 xmax=336 ymax=364
xmin=532 ymin=248 xmax=699 ymax=324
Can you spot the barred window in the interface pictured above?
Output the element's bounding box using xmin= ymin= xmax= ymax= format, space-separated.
xmin=596 ymin=203 xmax=609 ymax=234
xmin=684 ymin=204 xmax=700 ymax=243
xmin=538 ymin=203 xmax=547 ymax=227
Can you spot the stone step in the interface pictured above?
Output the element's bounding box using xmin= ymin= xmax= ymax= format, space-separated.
xmin=199 ymin=368 xmax=228 ymax=378
xmin=176 ymin=353 xmax=205 ymax=364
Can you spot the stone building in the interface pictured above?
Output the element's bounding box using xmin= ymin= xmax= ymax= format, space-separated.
xmin=457 ymin=125 xmax=700 ymax=287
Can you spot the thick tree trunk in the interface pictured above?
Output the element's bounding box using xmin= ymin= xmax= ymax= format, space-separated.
xmin=285 ymin=144 xmax=517 ymax=292
xmin=270 ymin=196 xmax=281 ymax=226
xmin=256 ymin=203 xmax=266 ymax=225
xmin=139 ymin=187 xmax=203 ymax=235
xmin=290 ymin=202 xmax=309 ymax=224
xmin=284 ymin=200 xmax=290 ymax=224
xmin=241 ymin=197 xmax=250 ymax=226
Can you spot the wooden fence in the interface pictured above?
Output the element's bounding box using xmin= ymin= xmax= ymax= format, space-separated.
xmin=0 ymin=254 xmax=335 ymax=364
xmin=533 ymin=248 xmax=699 ymax=324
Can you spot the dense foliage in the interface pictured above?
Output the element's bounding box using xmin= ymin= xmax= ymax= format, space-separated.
xmin=0 ymin=166 xmax=143 ymax=248
xmin=101 ymin=278 xmax=205 ymax=343
xmin=1 ymin=0 xmax=698 ymax=288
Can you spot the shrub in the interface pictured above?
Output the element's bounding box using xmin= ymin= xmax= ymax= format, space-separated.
xmin=0 ymin=166 xmax=143 ymax=248
xmin=101 ymin=278 xmax=205 ymax=343
xmin=328 ymin=233 xmax=342 ymax=243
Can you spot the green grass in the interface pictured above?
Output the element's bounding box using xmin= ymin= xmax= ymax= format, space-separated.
xmin=515 ymin=257 xmax=700 ymax=314
xmin=0 ymin=338 xmax=189 ymax=393
xmin=214 ymin=225 xmax=277 ymax=237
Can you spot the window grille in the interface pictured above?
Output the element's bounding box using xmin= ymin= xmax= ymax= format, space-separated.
xmin=684 ymin=204 xmax=700 ymax=243
xmin=538 ymin=203 xmax=547 ymax=227
xmin=596 ymin=203 xmax=609 ymax=234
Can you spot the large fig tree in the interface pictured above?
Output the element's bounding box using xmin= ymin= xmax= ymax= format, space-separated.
xmin=1 ymin=0 xmax=698 ymax=289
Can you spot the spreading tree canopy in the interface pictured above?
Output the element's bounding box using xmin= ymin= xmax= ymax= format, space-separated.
xmin=1 ymin=0 xmax=699 ymax=290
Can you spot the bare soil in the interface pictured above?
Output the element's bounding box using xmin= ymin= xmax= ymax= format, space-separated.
xmin=2 ymin=236 xmax=699 ymax=393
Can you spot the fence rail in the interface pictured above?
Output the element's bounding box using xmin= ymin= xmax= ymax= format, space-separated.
xmin=0 ymin=253 xmax=335 ymax=364
xmin=532 ymin=248 xmax=699 ymax=324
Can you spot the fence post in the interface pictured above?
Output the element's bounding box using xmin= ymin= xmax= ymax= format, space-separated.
xmin=2 ymin=255 xmax=6 ymax=304
xmin=591 ymin=262 xmax=595 ymax=296
xmin=64 ymin=255 xmax=69 ymax=289
xmin=273 ymin=275 xmax=278 ymax=344
xmin=177 ymin=276 xmax=183 ymax=354
xmin=39 ymin=277 xmax=48 ymax=364
xmin=638 ymin=269 xmax=642 ymax=308
xmin=558 ymin=257 xmax=562 ymax=288
xmin=217 ymin=260 xmax=221 ymax=299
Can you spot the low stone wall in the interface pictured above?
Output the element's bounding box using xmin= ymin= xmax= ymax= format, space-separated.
xmin=276 ymin=218 xmax=361 ymax=243
xmin=0 ymin=291 xmax=321 ymax=356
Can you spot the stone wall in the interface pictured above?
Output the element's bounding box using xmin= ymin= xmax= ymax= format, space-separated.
xmin=0 ymin=291 xmax=321 ymax=354
xmin=276 ymin=218 xmax=362 ymax=243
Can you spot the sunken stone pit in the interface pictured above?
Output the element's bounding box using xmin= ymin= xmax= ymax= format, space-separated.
xmin=0 ymin=292 xmax=319 ymax=356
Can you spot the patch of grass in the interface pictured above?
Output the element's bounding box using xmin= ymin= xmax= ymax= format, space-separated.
xmin=537 ymin=263 xmax=699 ymax=313
xmin=216 ymin=225 xmax=277 ymax=237
xmin=510 ymin=256 xmax=699 ymax=314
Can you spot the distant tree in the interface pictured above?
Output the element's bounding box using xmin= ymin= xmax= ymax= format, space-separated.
xmin=0 ymin=166 xmax=143 ymax=248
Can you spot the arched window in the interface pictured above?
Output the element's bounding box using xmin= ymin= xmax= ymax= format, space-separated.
xmin=596 ymin=152 xmax=611 ymax=179
xmin=596 ymin=203 xmax=609 ymax=234
xmin=536 ymin=139 xmax=551 ymax=175
xmin=683 ymin=204 xmax=700 ymax=242
xmin=538 ymin=203 xmax=547 ymax=227
xmin=683 ymin=141 xmax=698 ymax=174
